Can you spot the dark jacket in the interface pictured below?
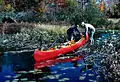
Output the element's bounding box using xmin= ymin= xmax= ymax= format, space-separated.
xmin=67 ymin=25 xmax=81 ymax=41
xmin=67 ymin=25 xmax=80 ymax=36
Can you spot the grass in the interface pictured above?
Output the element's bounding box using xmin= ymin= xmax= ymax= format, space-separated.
xmin=35 ymin=23 xmax=68 ymax=34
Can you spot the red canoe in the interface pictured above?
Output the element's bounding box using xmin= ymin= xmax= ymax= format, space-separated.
xmin=34 ymin=32 xmax=89 ymax=62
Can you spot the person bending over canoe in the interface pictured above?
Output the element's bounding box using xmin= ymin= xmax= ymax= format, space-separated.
xmin=67 ymin=23 xmax=82 ymax=42
xmin=81 ymin=22 xmax=95 ymax=45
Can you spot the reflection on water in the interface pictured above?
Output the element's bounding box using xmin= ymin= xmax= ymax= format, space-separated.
xmin=0 ymin=32 xmax=119 ymax=82
xmin=0 ymin=50 xmax=100 ymax=82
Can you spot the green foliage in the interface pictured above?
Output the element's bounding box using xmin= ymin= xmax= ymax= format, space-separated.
xmin=118 ymin=3 xmax=120 ymax=16
xmin=0 ymin=1 xmax=109 ymax=28
xmin=42 ymin=2 xmax=108 ymax=28
xmin=15 ymin=11 xmax=37 ymax=22
xmin=69 ymin=4 xmax=107 ymax=27
xmin=0 ymin=0 xmax=3 ymax=4
xmin=0 ymin=24 xmax=67 ymax=51
xmin=65 ymin=0 xmax=78 ymax=7
xmin=0 ymin=11 xmax=16 ymax=23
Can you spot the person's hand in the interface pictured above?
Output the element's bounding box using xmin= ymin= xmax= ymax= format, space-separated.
xmin=80 ymin=33 xmax=82 ymax=36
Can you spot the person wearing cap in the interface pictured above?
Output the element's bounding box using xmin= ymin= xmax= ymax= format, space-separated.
xmin=81 ymin=22 xmax=95 ymax=45
xmin=67 ymin=23 xmax=82 ymax=41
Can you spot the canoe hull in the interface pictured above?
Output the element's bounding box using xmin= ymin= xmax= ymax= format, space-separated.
xmin=34 ymin=32 xmax=88 ymax=62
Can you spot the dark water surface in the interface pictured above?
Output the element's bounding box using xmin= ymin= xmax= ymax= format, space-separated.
xmin=0 ymin=31 xmax=119 ymax=82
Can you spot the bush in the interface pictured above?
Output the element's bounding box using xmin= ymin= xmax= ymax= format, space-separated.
xmin=46 ymin=2 xmax=108 ymax=28
xmin=65 ymin=0 xmax=78 ymax=7
xmin=0 ymin=1 xmax=108 ymax=28
xmin=68 ymin=3 xmax=108 ymax=28
xmin=0 ymin=24 xmax=67 ymax=52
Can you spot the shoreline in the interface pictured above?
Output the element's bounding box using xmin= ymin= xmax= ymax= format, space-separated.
xmin=0 ymin=29 xmax=119 ymax=53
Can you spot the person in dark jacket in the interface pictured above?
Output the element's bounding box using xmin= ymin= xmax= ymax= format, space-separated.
xmin=67 ymin=23 xmax=81 ymax=41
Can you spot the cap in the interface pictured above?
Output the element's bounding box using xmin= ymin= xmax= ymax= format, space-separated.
xmin=81 ymin=22 xmax=85 ymax=26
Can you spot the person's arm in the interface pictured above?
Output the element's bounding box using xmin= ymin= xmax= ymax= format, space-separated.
xmin=74 ymin=26 xmax=80 ymax=34
xmin=85 ymin=25 xmax=88 ymax=33
xmin=92 ymin=26 xmax=95 ymax=32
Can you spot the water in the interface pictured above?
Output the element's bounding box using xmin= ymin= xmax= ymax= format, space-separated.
xmin=0 ymin=31 xmax=119 ymax=82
